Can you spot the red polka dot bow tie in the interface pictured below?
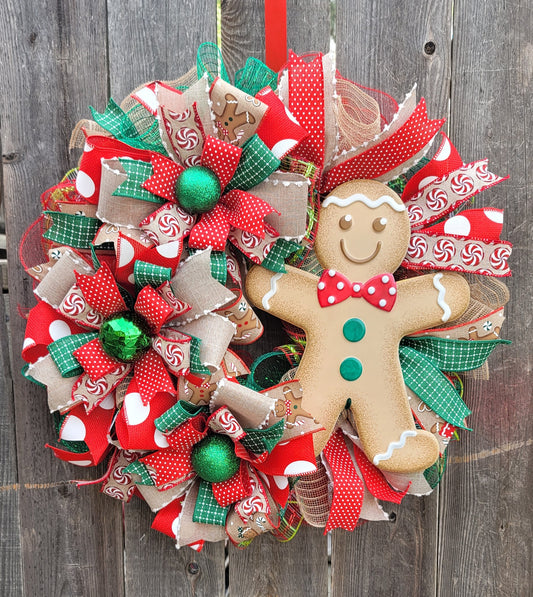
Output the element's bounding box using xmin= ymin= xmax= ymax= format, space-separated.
xmin=317 ymin=270 xmax=397 ymax=312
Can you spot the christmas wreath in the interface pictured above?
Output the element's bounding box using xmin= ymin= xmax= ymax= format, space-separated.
xmin=20 ymin=43 xmax=511 ymax=550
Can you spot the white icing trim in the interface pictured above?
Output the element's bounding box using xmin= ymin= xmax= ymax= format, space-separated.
xmin=433 ymin=273 xmax=451 ymax=322
xmin=322 ymin=193 xmax=406 ymax=212
xmin=372 ymin=430 xmax=417 ymax=465
xmin=262 ymin=272 xmax=283 ymax=310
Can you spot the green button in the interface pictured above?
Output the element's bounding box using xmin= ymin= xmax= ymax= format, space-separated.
xmin=343 ymin=318 xmax=366 ymax=342
xmin=340 ymin=357 xmax=363 ymax=381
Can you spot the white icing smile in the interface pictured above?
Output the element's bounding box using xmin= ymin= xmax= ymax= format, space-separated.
xmin=340 ymin=239 xmax=382 ymax=264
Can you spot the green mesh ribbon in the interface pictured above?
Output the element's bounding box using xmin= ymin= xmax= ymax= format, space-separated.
xmin=155 ymin=400 xmax=208 ymax=434
xmin=241 ymin=419 xmax=285 ymax=454
xmin=43 ymin=212 xmax=100 ymax=249
xmin=193 ymin=479 xmax=229 ymax=525
xmin=53 ymin=412 xmax=89 ymax=453
xmin=225 ymin=135 xmax=280 ymax=191
xmin=388 ymin=156 xmax=430 ymax=196
xmin=134 ymin=260 xmax=172 ymax=290
xmin=197 ymin=42 xmax=230 ymax=84
xmin=261 ymin=239 xmax=301 ymax=273
xmin=235 ymin=57 xmax=277 ymax=95
xmin=423 ymin=452 xmax=447 ymax=489
xmin=48 ymin=332 xmax=98 ymax=378
xmin=113 ymin=159 xmax=163 ymax=204
xmin=124 ymin=460 xmax=155 ymax=486
xmin=245 ymin=351 xmax=293 ymax=391
xmin=189 ymin=335 xmax=211 ymax=375
xmin=91 ymin=99 xmax=138 ymax=139
xmin=399 ymin=337 xmax=509 ymax=428
xmin=91 ymin=99 xmax=166 ymax=153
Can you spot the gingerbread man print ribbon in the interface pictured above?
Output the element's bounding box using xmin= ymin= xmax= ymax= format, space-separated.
xmin=317 ymin=270 xmax=397 ymax=312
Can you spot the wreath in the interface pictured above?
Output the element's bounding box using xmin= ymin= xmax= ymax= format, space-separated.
xmin=20 ymin=43 xmax=511 ymax=550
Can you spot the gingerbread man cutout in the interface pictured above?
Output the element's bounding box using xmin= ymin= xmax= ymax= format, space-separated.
xmin=214 ymin=93 xmax=256 ymax=144
xmin=246 ymin=180 xmax=470 ymax=473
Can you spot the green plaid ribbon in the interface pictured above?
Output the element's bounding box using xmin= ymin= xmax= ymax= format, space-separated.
xmin=225 ymin=135 xmax=280 ymax=192
xmin=197 ymin=42 xmax=230 ymax=84
xmin=235 ymin=57 xmax=277 ymax=95
xmin=241 ymin=419 xmax=285 ymax=454
xmin=124 ymin=460 xmax=155 ymax=486
xmin=43 ymin=212 xmax=100 ymax=249
xmin=399 ymin=345 xmax=472 ymax=428
xmin=261 ymin=239 xmax=301 ymax=273
xmin=134 ymin=260 xmax=172 ymax=290
xmin=401 ymin=337 xmax=510 ymax=372
xmin=113 ymin=159 xmax=163 ymax=204
xmin=155 ymin=400 xmax=208 ymax=434
xmin=193 ymin=479 xmax=229 ymax=525
xmin=91 ymin=99 xmax=138 ymax=139
xmin=48 ymin=332 xmax=98 ymax=378
xmin=189 ymin=335 xmax=211 ymax=375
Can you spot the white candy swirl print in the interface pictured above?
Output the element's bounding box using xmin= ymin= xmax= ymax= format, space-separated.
xmin=450 ymin=174 xmax=474 ymax=196
xmin=407 ymin=204 xmax=424 ymax=225
xmin=62 ymin=292 xmax=86 ymax=316
xmin=433 ymin=239 xmax=456 ymax=262
xmin=175 ymin=127 xmax=199 ymax=150
xmin=489 ymin=246 xmax=511 ymax=270
xmin=461 ymin=242 xmax=484 ymax=266
xmin=426 ymin=188 xmax=448 ymax=211
xmin=407 ymin=235 xmax=428 ymax=259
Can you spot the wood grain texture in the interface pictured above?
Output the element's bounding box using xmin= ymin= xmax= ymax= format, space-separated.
xmin=107 ymin=0 xmax=217 ymax=105
xmin=0 ymin=272 xmax=23 ymax=596
xmin=336 ymin=0 xmax=453 ymax=118
xmin=222 ymin=3 xmax=330 ymax=594
xmin=0 ymin=1 xmax=125 ymax=595
xmin=331 ymin=495 xmax=438 ymax=596
xmin=228 ymin=526 xmax=329 ymax=597
xmin=124 ymin=498 xmax=225 ymax=597
xmin=439 ymin=1 xmax=532 ymax=595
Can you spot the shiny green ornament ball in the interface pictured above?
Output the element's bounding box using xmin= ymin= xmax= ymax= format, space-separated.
xmin=175 ymin=166 xmax=221 ymax=214
xmin=191 ymin=434 xmax=240 ymax=483
xmin=99 ymin=311 xmax=152 ymax=362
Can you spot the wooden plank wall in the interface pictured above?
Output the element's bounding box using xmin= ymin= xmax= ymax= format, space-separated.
xmin=0 ymin=1 xmax=530 ymax=595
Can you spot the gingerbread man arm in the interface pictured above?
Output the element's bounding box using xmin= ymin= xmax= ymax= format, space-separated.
xmin=395 ymin=272 xmax=470 ymax=335
xmin=245 ymin=265 xmax=320 ymax=330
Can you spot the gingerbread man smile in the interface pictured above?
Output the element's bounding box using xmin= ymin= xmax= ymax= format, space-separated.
xmin=340 ymin=238 xmax=382 ymax=263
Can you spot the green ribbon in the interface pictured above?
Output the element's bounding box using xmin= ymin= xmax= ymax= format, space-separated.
xmin=235 ymin=57 xmax=277 ymax=95
xmin=193 ymin=479 xmax=229 ymax=526
xmin=189 ymin=335 xmax=211 ymax=376
xmin=155 ymin=400 xmax=208 ymax=434
xmin=124 ymin=460 xmax=156 ymax=486
xmin=112 ymin=159 xmax=163 ymax=204
xmin=43 ymin=212 xmax=100 ymax=249
xmin=399 ymin=337 xmax=509 ymax=428
xmin=91 ymin=99 xmax=166 ymax=153
xmin=48 ymin=332 xmax=98 ymax=378
xmin=53 ymin=412 xmax=89 ymax=453
xmin=241 ymin=419 xmax=285 ymax=454
xmin=134 ymin=260 xmax=171 ymax=290
xmin=225 ymin=135 xmax=280 ymax=191
xmin=197 ymin=42 xmax=230 ymax=84
xmin=261 ymin=239 xmax=301 ymax=273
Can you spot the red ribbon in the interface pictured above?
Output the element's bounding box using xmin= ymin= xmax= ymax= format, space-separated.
xmin=264 ymin=0 xmax=287 ymax=72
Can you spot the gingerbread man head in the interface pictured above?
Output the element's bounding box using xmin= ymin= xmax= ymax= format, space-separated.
xmin=315 ymin=180 xmax=410 ymax=279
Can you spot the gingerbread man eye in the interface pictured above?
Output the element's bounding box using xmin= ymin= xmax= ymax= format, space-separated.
xmin=339 ymin=215 xmax=352 ymax=230
xmin=372 ymin=217 xmax=387 ymax=232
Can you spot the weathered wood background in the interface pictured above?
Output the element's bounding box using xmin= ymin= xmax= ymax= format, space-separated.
xmin=0 ymin=0 xmax=531 ymax=595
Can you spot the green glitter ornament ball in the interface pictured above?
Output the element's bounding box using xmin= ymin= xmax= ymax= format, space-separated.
xmin=175 ymin=166 xmax=221 ymax=214
xmin=99 ymin=311 xmax=152 ymax=362
xmin=191 ymin=434 xmax=240 ymax=483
